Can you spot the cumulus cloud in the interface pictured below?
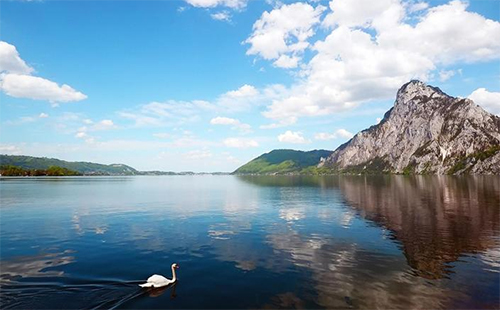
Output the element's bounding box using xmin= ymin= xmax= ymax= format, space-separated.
xmin=210 ymin=116 xmax=252 ymax=133
xmin=314 ymin=129 xmax=354 ymax=140
xmin=0 ymin=41 xmax=87 ymax=104
xmin=0 ymin=74 xmax=87 ymax=104
xmin=278 ymin=130 xmax=310 ymax=144
xmin=256 ymin=0 xmax=500 ymax=124
xmin=0 ymin=41 xmax=33 ymax=74
xmin=39 ymin=113 xmax=49 ymax=118
xmin=468 ymin=88 xmax=500 ymax=116
xmin=223 ymin=137 xmax=259 ymax=148
xmin=245 ymin=2 xmax=325 ymax=68
xmin=184 ymin=0 xmax=246 ymax=9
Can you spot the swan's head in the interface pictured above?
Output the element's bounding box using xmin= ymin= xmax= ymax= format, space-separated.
xmin=172 ymin=263 xmax=180 ymax=269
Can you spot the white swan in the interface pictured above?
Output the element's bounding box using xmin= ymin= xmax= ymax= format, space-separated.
xmin=139 ymin=263 xmax=179 ymax=288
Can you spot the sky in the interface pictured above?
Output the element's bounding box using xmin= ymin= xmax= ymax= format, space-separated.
xmin=0 ymin=0 xmax=499 ymax=172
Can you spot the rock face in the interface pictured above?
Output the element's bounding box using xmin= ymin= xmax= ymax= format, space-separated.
xmin=320 ymin=80 xmax=500 ymax=174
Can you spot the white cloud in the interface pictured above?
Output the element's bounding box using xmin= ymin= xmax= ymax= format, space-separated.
xmin=0 ymin=42 xmax=33 ymax=74
xmin=314 ymin=132 xmax=336 ymax=140
xmin=245 ymin=2 xmax=325 ymax=67
xmin=0 ymin=41 xmax=87 ymax=104
xmin=225 ymin=84 xmax=258 ymax=97
xmin=439 ymin=69 xmax=455 ymax=82
xmin=408 ymin=1 xmax=429 ymax=13
xmin=210 ymin=116 xmax=240 ymax=125
xmin=376 ymin=117 xmax=382 ymax=124
xmin=322 ymin=0 xmax=404 ymax=30
xmin=73 ymin=119 xmax=116 ymax=142
xmin=216 ymin=84 xmax=260 ymax=112
xmin=335 ymin=128 xmax=354 ymax=139
xmin=211 ymin=11 xmax=231 ymax=21
xmin=210 ymin=116 xmax=252 ymax=133
xmin=120 ymin=99 xmax=215 ymax=127
xmin=468 ymin=88 xmax=500 ymax=116
xmin=185 ymin=149 xmax=213 ymax=160
xmin=184 ymin=0 xmax=246 ymax=9
xmin=223 ymin=138 xmax=259 ymax=148
xmin=273 ymin=55 xmax=300 ymax=69
xmin=39 ymin=112 xmax=49 ymax=118
xmin=0 ymin=144 xmax=23 ymax=155
xmin=314 ymin=129 xmax=362 ymax=141
xmin=75 ymin=132 xmax=88 ymax=139
xmin=91 ymin=119 xmax=116 ymax=131
xmin=278 ymin=130 xmax=310 ymax=144
xmin=119 ymin=112 xmax=165 ymax=127
xmin=259 ymin=0 xmax=500 ymax=123
xmin=0 ymin=74 xmax=87 ymax=104
xmin=260 ymin=117 xmax=297 ymax=129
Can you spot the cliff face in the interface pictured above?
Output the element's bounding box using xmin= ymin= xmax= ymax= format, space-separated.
xmin=320 ymin=80 xmax=500 ymax=174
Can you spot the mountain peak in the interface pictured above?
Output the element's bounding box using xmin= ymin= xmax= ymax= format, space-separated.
xmin=395 ymin=80 xmax=449 ymax=107
xmin=321 ymin=81 xmax=500 ymax=174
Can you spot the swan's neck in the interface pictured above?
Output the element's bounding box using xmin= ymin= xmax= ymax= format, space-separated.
xmin=171 ymin=266 xmax=177 ymax=281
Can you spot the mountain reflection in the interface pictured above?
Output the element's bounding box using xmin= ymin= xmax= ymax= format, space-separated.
xmin=238 ymin=175 xmax=500 ymax=279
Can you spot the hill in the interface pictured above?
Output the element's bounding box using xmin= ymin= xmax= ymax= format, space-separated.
xmin=0 ymin=155 xmax=139 ymax=175
xmin=234 ymin=149 xmax=332 ymax=174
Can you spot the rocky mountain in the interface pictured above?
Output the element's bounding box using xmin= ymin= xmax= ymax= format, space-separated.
xmin=234 ymin=149 xmax=332 ymax=174
xmin=320 ymin=80 xmax=500 ymax=174
xmin=0 ymin=155 xmax=139 ymax=175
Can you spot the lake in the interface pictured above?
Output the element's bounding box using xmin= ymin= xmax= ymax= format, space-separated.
xmin=0 ymin=175 xmax=499 ymax=309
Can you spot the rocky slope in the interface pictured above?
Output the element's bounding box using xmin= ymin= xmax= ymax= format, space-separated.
xmin=320 ymin=80 xmax=500 ymax=174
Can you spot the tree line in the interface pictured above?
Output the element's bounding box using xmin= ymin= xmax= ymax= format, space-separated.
xmin=0 ymin=165 xmax=81 ymax=176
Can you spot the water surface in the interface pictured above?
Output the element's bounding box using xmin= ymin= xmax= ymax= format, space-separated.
xmin=0 ymin=175 xmax=499 ymax=309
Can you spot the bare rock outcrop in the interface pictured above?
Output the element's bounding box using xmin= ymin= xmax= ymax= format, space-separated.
xmin=320 ymin=80 xmax=500 ymax=174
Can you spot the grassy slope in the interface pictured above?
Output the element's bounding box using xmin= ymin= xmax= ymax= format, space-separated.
xmin=234 ymin=149 xmax=333 ymax=174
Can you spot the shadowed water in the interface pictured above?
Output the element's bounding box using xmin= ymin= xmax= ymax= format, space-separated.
xmin=0 ymin=175 xmax=498 ymax=309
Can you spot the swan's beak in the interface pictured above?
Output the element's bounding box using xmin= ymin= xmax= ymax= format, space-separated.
xmin=175 ymin=265 xmax=180 ymax=269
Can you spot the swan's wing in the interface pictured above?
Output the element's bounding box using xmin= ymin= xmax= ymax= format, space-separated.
xmin=148 ymin=274 xmax=172 ymax=287
xmin=147 ymin=274 xmax=169 ymax=283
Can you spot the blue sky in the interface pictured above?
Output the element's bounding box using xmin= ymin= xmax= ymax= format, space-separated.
xmin=1 ymin=0 xmax=499 ymax=172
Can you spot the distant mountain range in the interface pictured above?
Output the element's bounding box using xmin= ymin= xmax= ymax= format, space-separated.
xmin=236 ymin=81 xmax=500 ymax=175
xmin=0 ymin=155 xmax=140 ymax=175
xmin=0 ymin=155 xmax=226 ymax=176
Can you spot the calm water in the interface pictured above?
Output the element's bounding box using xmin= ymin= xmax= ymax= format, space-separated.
xmin=0 ymin=175 xmax=499 ymax=309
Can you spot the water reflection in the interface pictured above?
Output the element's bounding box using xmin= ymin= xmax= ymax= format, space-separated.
xmin=338 ymin=176 xmax=500 ymax=279
xmin=0 ymin=250 xmax=76 ymax=282
xmin=239 ymin=175 xmax=500 ymax=279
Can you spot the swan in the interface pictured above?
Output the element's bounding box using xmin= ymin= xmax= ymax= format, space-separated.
xmin=139 ymin=263 xmax=180 ymax=288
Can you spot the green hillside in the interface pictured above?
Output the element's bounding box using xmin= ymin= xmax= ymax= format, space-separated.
xmin=234 ymin=149 xmax=333 ymax=175
xmin=0 ymin=155 xmax=139 ymax=175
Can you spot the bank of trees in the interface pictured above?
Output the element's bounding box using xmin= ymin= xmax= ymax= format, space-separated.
xmin=0 ymin=165 xmax=81 ymax=176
